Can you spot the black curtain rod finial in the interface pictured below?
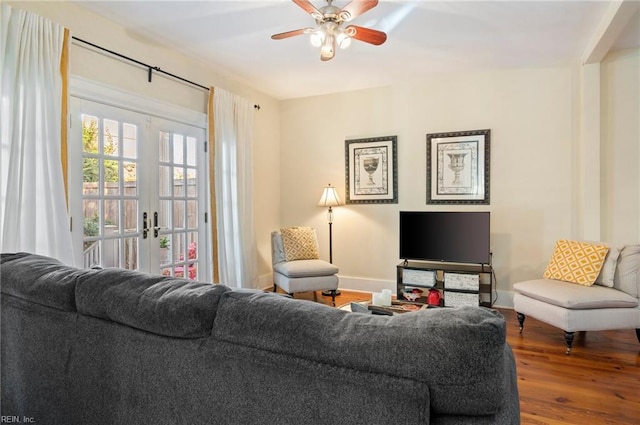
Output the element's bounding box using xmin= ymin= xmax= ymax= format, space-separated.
xmin=254 ymin=104 xmax=261 ymax=110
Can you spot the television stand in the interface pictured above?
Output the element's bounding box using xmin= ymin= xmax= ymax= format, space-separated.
xmin=397 ymin=261 xmax=494 ymax=307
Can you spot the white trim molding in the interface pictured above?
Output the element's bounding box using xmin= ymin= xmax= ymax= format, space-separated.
xmin=70 ymin=75 xmax=207 ymax=128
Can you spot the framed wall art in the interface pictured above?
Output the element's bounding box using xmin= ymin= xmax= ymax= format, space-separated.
xmin=345 ymin=135 xmax=397 ymax=204
xmin=426 ymin=129 xmax=490 ymax=204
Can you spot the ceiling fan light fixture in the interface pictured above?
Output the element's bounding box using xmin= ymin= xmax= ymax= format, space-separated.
xmin=310 ymin=30 xmax=325 ymax=47
xmin=336 ymin=30 xmax=351 ymax=49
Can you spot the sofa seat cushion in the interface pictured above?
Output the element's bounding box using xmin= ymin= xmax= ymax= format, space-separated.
xmin=273 ymin=259 xmax=338 ymax=278
xmin=514 ymin=279 xmax=639 ymax=309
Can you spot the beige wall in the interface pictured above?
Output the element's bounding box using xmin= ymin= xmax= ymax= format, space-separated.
xmin=601 ymin=48 xmax=640 ymax=244
xmin=8 ymin=1 xmax=282 ymax=283
xmin=280 ymin=59 xmax=639 ymax=305
xmin=280 ymin=67 xmax=578 ymax=301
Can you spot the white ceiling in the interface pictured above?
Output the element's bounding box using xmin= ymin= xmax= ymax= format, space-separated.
xmin=73 ymin=0 xmax=640 ymax=100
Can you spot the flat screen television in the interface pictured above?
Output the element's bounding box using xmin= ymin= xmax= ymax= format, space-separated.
xmin=399 ymin=211 xmax=490 ymax=265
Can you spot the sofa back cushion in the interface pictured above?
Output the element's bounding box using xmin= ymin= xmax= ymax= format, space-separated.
xmin=76 ymin=268 xmax=230 ymax=338
xmin=212 ymin=290 xmax=507 ymax=416
xmin=0 ymin=252 xmax=93 ymax=312
xmin=270 ymin=231 xmax=286 ymax=265
xmin=613 ymin=244 xmax=640 ymax=298
xmin=594 ymin=243 xmax=624 ymax=287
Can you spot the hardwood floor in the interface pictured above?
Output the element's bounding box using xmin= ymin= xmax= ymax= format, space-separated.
xmin=291 ymin=289 xmax=640 ymax=425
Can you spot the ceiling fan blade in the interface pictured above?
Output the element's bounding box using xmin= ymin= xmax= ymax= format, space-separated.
xmin=271 ymin=28 xmax=310 ymax=40
xmin=345 ymin=25 xmax=387 ymax=45
xmin=293 ymin=0 xmax=322 ymax=17
xmin=339 ymin=0 xmax=378 ymax=21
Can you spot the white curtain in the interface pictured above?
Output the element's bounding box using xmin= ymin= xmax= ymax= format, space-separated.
xmin=213 ymin=88 xmax=257 ymax=288
xmin=0 ymin=5 xmax=74 ymax=264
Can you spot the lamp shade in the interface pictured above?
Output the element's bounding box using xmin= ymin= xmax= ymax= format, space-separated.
xmin=317 ymin=184 xmax=342 ymax=207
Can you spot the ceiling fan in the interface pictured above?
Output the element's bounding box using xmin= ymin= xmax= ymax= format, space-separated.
xmin=271 ymin=0 xmax=387 ymax=61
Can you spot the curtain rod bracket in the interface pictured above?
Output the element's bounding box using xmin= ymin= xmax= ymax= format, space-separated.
xmin=148 ymin=66 xmax=161 ymax=83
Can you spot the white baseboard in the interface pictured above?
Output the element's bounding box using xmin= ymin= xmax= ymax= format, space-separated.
xmin=258 ymin=273 xmax=273 ymax=291
xmin=492 ymin=290 xmax=515 ymax=309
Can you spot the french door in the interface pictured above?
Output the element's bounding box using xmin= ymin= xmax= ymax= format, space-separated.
xmin=69 ymin=96 xmax=208 ymax=280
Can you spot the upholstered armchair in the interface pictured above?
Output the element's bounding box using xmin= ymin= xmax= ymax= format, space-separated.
xmin=514 ymin=241 xmax=640 ymax=354
xmin=271 ymin=227 xmax=339 ymax=305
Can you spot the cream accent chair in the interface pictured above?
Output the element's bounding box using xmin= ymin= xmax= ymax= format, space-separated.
xmin=514 ymin=244 xmax=640 ymax=354
xmin=271 ymin=230 xmax=339 ymax=305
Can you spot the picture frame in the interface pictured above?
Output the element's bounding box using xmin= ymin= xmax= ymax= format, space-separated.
xmin=345 ymin=135 xmax=398 ymax=204
xmin=426 ymin=129 xmax=490 ymax=204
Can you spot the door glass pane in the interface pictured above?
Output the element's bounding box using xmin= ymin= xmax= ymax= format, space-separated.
xmin=103 ymin=159 xmax=120 ymax=195
xmin=173 ymin=134 xmax=184 ymax=165
xmin=103 ymin=119 xmax=119 ymax=156
xmin=123 ymin=161 xmax=137 ymax=196
xmin=104 ymin=199 xmax=120 ymax=230
xmin=158 ymin=200 xmax=171 ymax=229
xmin=186 ymin=200 xmax=198 ymax=229
xmin=124 ymin=200 xmax=137 ymax=232
xmin=186 ymin=136 xmax=196 ymax=166
xmin=123 ymin=123 xmax=137 ymax=159
xmin=186 ymin=168 xmax=197 ymax=197
xmin=186 ymin=231 xmax=198 ymax=280
xmin=160 ymin=233 xmax=172 ymax=266
xmin=173 ymin=200 xmax=185 ymax=229
xmin=187 ymin=231 xmax=198 ymax=261
xmin=159 ymin=131 xmax=170 ymax=162
xmin=82 ymin=115 xmax=99 ymax=154
xmin=103 ymin=236 xmax=120 ymax=268
xmin=82 ymin=199 xmax=100 ymax=263
xmin=173 ymin=166 xmax=184 ymax=196
xmin=159 ymin=165 xmax=171 ymax=196
xmin=173 ymin=233 xmax=185 ymax=263
xmin=83 ymin=158 xmax=99 ymax=195
xmin=124 ymin=237 xmax=138 ymax=270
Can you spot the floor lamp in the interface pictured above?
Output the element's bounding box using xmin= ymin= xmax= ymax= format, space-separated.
xmin=318 ymin=184 xmax=342 ymax=296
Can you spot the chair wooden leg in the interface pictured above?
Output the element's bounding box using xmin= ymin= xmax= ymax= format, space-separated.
xmin=564 ymin=331 xmax=575 ymax=355
xmin=636 ymin=329 xmax=640 ymax=344
xmin=516 ymin=312 xmax=525 ymax=334
xmin=273 ymin=284 xmax=277 ymax=292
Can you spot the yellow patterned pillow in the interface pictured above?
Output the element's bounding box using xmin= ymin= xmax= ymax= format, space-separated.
xmin=280 ymin=227 xmax=320 ymax=261
xmin=543 ymin=240 xmax=609 ymax=286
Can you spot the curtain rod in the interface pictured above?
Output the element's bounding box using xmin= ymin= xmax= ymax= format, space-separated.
xmin=71 ymin=36 xmax=261 ymax=110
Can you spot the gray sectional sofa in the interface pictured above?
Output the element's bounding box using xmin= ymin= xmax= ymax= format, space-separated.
xmin=1 ymin=253 xmax=520 ymax=424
